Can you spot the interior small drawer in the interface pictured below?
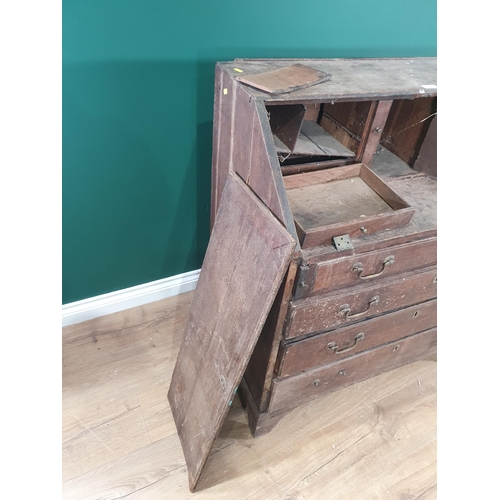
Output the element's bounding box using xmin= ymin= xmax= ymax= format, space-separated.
xmin=284 ymin=266 xmax=437 ymax=339
xmin=268 ymin=327 xmax=437 ymax=413
xmin=298 ymin=237 xmax=437 ymax=298
xmin=284 ymin=163 xmax=415 ymax=248
xmin=277 ymin=299 xmax=436 ymax=378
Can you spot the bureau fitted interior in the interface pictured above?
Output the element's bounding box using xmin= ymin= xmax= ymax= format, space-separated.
xmin=267 ymin=96 xmax=436 ymax=247
xmin=266 ymin=96 xmax=437 ymax=171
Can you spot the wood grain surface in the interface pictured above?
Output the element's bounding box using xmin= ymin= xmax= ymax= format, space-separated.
xmin=167 ymin=171 xmax=295 ymax=491
xmin=269 ymin=328 xmax=437 ymax=412
xmin=62 ymin=290 xmax=437 ymax=499
xmin=236 ymin=63 xmax=331 ymax=94
xmin=222 ymin=58 xmax=437 ymax=102
xmin=277 ymin=300 xmax=437 ymax=377
xmin=285 ymin=266 xmax=437 ymax=339
xmin=305 ymin=237 xmax=437 ymax=297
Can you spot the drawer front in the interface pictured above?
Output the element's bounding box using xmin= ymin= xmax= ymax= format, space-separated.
xmin=269 ymin=327 xmax=437 ymax=413
xmin=277 ymin=299 xmax=436 ymax=377
xmin=284 ymin=266 xmax=437 ymax=339
xmin=304 ymin=237 xmax=437 ymax=298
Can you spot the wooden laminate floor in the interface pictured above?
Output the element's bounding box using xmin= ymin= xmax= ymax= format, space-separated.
xmin=62 ymin=291 xmax=437 ymax=499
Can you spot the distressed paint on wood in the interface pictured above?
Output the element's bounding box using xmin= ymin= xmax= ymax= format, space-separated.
xmin=168 ymin=171 xmax=295 ymax=491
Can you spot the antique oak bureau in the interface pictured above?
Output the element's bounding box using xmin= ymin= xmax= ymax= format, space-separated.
xmin=168 ymin=58 xmax=437 ymax=491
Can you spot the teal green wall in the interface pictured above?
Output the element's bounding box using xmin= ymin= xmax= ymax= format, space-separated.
xmin=63 ymin=0 xmax=436 ymax=304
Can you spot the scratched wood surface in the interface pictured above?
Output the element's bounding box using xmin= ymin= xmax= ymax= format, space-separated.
xmin=236 ymin=63 xmax=331 ymax=94
xmin=221 ymin=58 xmax=437 ymax=102
xmin=284 ymin=266 xmax=437 ymax=340
xmin=211 ymin=70 xmax=299 ymax=244
xmin=168 ymin=171 xmax=295 ymax=491
xmin=62 ymin=290 xmax=437 ymax=499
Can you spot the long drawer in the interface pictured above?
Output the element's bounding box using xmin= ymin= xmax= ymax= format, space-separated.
xmin=284 ymin=266 xmax=437 ymax=339
xmin=277 ymin=299 xmax=436 ymax=377
xmin=299 ymin=237 xmax=436 ymax=298
xmin=268 ymin=327 xmax=437 ymax=413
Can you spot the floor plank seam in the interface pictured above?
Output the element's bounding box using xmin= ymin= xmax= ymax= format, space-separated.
xmin=64 ymin=406 xmax=142 ymax=443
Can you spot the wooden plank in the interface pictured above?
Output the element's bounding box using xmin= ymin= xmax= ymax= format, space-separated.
xmin=277 ymin=300 xmax=437 ymax=377
xmin=243 ymin=257 xmax=300 ymax=412
xmin=212 ymin=69 xmax=299 ymax=242
xmin=370 ymin=144 xmax=416 ymax=178
xmin=283 ymin=164 xmax=362 ymax=190
xmin=361 ymin=100 xmax=394 ymax=166
xmin=308 ymin=237 xmax=437 ymax=296
xmin=381 ymin=96 xmax=437 ymax=167
xmin=319 ymin=111 xmax=361 ymax=154
xmin=167 ymin=171 xmax=295 ymax=491
xmin=236 ymin=63 xmax=331 ymax=95
xmin=356 ymin=101 xmax=378 ymax=160
xmin=268 ymin=103 xmax=305 ymax=152
xmin=359 ymin=163 xmax=410 ymax=210
xmin=223 ymin=58 xmax=437 ymax=102
xmin=253 ymin=100 xmax=300 ymax=245
xmin=211 ymin=64 xmax=238 ymax=229
xmin=323 ymin=101 xmax=373 ymax=145
xmin=281 ymin=158 xmax=354 ymax=176
xmin=300 ymin=120 xmax=356 ymax=156
xmin=284 ymin=266 xmax=437 ymax=339
xmin=269 ymin=328 xmax=437 ymax=412
xmin=226 ymin=88 xmax=298 ymax=244
xmin=287 ymin=131 xmax=326 ymax=155
xmin=413 ymin=115 xmax=437 ymax=178
xmin=289 ymin=176 xmax=394 ymax=229
xmin=299 ymin=207 xmax=415 ymax=248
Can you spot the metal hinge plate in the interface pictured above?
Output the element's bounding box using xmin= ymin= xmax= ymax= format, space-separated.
xmin=332 ymin=234 xmax=353 ymax=252
xmin=293 ymin=264 xmax=310 ymax=299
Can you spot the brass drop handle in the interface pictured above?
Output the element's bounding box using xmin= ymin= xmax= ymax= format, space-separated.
xmin=326 ymin=332 xmax=365 ymax=353
xmin=351 ymin=255 xmax=395 ymax=280
xmin=340 ymin=295 xmax=379 ymax=319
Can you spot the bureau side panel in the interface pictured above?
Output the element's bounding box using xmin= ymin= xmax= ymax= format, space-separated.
xmin=211 ymin=64 xmax=238 ymax=230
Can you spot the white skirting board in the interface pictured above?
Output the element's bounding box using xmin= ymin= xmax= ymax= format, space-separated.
xmin=62 ymin=269 xmax=200 ymax=327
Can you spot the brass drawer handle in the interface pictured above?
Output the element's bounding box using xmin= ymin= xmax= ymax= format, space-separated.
xmin=326 ymin=332 xmax=365 ymax=353
xmin=340 ymin=295 xmax=379 ymax=319
xmin=351 ymin=255 xmax=395 ymax=280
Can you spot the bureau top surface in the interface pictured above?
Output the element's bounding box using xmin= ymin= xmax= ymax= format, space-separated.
xmin=217 ymin=58 xmax=437 ymax=101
